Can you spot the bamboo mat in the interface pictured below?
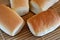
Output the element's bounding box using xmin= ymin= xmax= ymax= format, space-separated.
xmin=0 ymin=0 xmax=60 ymax=40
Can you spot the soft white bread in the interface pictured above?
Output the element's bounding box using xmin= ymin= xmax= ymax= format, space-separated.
xmin=10 ymin=0 xmax=29 ymax=16
xmin=27 ymin=9 xmax=60 ymax=36
xmin=0 ymin=4 xmax=25 ymax=36
xmin=30 ymin=0 xmax=59 ymax=14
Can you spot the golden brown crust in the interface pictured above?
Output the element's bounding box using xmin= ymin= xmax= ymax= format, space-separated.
xmin=28 ymin=9 xmax=60 ymax=33
xmin=11 ymin=0 xmax=29 ymax=9
xmin=0 ymin=4 xmax=23 ymax=32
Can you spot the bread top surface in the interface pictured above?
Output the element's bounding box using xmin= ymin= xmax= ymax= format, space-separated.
xmin=0 ymin=4 xmax=23 ymax=32
xmin=28 ymin=9 xmax=60 ymax=33
xmin=10 ymin=0 xmax=29 ymax=9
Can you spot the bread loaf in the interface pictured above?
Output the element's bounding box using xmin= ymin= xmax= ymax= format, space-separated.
xmin=30 ymin=0 xmax=59 ymax=14
xmin=0 ymin=4 xmax=25 ymax=36
xmin=27 ymin=9 xmax=60 ymax=36
xmin=10 ymin=0 xmax=29 ymax=16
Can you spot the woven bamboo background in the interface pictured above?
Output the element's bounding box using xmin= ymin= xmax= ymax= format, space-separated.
xmin=0 ymin=0 xmax=60 ymax=40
